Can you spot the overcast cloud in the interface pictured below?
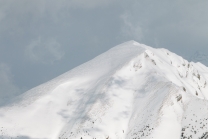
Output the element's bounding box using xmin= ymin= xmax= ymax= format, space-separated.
xmin=25 ymin=37 xmax=64 ymax=64
xmin=0 ymin=0 xmax=208 ymax=105
xmin=0 ymin=63 xmax=21 ymax=105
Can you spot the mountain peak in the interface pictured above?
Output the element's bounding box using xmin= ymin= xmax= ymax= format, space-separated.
xmin=0 ymin=41 xmax=208 ymax=139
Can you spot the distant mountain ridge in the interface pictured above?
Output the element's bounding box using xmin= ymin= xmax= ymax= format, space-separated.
xmin=190 ymin=51 xmax=208 ymax=66
xmin=0 ymin=41 xmax=208 ymax=139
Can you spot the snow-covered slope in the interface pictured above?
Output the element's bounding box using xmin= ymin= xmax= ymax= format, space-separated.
xmin=0 ymin=41 xmax=208 ymax=139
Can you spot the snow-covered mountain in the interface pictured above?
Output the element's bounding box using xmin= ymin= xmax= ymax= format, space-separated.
xmin=0 ymin=41 xmax=208 ymax=139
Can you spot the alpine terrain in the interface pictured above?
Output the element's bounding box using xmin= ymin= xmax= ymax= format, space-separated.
xmin=0 ymin=41 xmax=208 ymax=139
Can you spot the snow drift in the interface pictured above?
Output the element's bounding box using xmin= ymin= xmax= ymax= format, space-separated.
xmin=0 ymin=41 xmax=208 ymax=139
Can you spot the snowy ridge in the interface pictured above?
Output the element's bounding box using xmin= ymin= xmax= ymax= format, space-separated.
xmin=0 ymin=41 xmax=208 ymax=139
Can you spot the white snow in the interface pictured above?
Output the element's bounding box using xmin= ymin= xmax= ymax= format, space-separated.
xmin=0 ymin=40 xmax=208 ymax=139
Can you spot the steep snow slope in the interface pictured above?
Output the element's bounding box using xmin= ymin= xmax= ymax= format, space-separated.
xmin=0 ymin=41 xmax=208 ymax=139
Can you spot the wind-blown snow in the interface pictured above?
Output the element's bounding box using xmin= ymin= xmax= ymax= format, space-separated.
xmin=0 ymin=41 xmax=208 ymax=139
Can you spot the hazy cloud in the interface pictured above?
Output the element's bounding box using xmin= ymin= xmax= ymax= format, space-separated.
xmin=120 ymin=12 xmax=143 ymax=41
xmin=120 ymin=0 xmax=208 ymax=55
xmin=68 ymin=0 xmax=116 ymax=8
xmin=0 ymin=0 xmax=117 ymax=22
xmin=25 ymin=37 xmax=65 ymax=64
xmin=0 ymin=63 xmax=20 ymax=105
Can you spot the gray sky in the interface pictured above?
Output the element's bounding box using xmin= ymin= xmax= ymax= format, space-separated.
xmin=0 ymin=0 xmax=208 ymax=105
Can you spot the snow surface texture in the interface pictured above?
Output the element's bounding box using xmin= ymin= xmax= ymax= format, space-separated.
xmin=0 ymin=41 xmax=208 ymax=139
